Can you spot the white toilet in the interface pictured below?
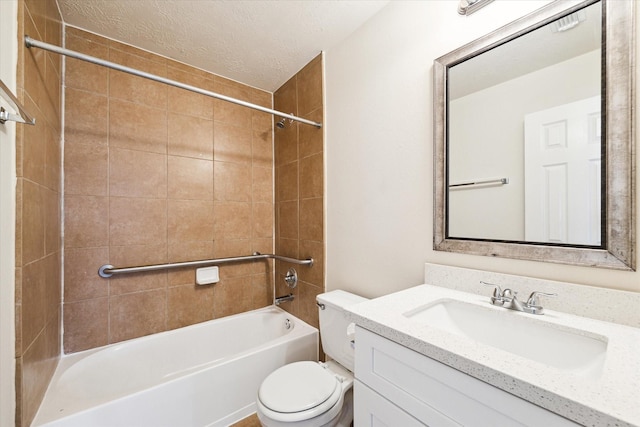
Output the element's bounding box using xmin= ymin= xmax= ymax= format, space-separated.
xmin=256 ymin=290 xmax=367 ymax=427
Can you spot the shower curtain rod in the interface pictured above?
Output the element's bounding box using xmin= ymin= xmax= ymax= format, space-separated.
xmin=25 ymin=36 xmax=322 ymax=128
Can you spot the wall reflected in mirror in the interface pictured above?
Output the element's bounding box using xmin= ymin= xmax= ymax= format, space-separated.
xmin=447 ymin=1 xmax=602 ymax=246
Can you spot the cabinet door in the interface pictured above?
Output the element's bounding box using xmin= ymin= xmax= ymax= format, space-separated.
xmin=354 ymin=380 xmax=433 ymax=427
xmin=355 ymin=327 xmax=581 ymax=427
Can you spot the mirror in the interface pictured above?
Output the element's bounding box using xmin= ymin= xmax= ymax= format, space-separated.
xmin=434 ymin=0 xmax=635 ymax=270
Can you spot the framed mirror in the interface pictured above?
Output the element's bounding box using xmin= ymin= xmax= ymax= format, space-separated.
xmin=433 ymin=0 xmax=635 ymax=270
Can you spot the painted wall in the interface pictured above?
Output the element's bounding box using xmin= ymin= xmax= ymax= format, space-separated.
xmin=325 ymin=0 xmax=640 ymax=298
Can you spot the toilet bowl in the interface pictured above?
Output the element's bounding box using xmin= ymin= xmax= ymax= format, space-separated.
xmin=256 ymin=291 xmax=367 ymax=427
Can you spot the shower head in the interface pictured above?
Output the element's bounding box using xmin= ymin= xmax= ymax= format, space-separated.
xmin=276 ymin=114 xmax=294 ymax=129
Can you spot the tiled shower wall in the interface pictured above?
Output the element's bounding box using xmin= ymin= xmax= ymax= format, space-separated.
xmin=273 ymin=54 xmax=325 ymax=330
xmin=15 ymin=0 xmax=63 ymax=425
xmin=63 ymin=28 xmax=276 ymax=353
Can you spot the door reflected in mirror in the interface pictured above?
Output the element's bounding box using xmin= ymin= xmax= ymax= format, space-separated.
xmin=447 ymin=1 xmax=602 ymax=246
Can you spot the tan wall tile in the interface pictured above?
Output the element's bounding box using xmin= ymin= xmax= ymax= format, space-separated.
xmin=273 ymin=55 xmax=325 ymax=324
xmin=167 ymin=240 xmax=214 ymax=286
xmin=168 ymin=156 xmax=213 ymax=200
xmin=19 ymin=315 xmax=58 ymax=427
xmin=21 ymin=180 xmax=44 ymax=264
xmin=251 ymin=273 xmax=273 ymax=308
xmin=168 ymin=199 xmax=214 ymax=241
xmin=276 ymin=237 xmax=300 ymax=265
xmin=299 ymin=153 xmax=323 ymax=199
xmin=64 ymin=195 xmax=109 ymax=248
xmin=61 ymin=29 xmax=276 ymax=355
xmin=278 ymin=201 xmax=299 ymax=240
xmin=168 ymin=113 xmax=214 ymax=160
xmin=273 ymin=123 xmax=298 ymax=166
xmin=214 ymin=161 xmax=251 ymax=202
xmin=44 ymin=126 xmax=61 ymax=192
xmin=110 ymin=197 xmax=167 ymax=246
xmin=253 ymin=203 xmax=274 ymax=239
xmin=42 ymin=186 xmax=60 ymax=255
xmin=252 ymin=129 xmax=273 ymax=168
xmin=168 ymin=86 xmax=214 ymax=121
xmin=214 ymin=201 xmax=252 ymax=239
xmin=213 ymin=277 xmax=253 ymax=318
xmin=252 ymin=166 xmax=273 ymax=203
xmin=64 ymin=142 xmax=108 ymax=196
xmin=109 ymin=49 xmax=167 ymax=109
xmin=64 ymin=247 xmax=109 ymax=302
xmin=21 ymin=259 xmax=46 ymax=350
xmin=65 ymin=33 xmax=109 ymax=94
xmin=110 ymin=99 xmax=167 ymax=154
xmin=299 ymin=198 xmax=323 ymax=242
xmin=16 ymin=3 xmax=62 ymax=425
xmin=167 ymin=284 xmax=214 ymax=330
xmin=299 ymin=108 xmax=324 ymax=158
xmin=298 ymin=240 xmax=324 ymax=287
xmin=214 ymin=238 xmax=253 ymax=278
xmin=64 ymin=298 xmax=108 ymax=353
xmin=274 ymin=76 xmax=297 ymax=116
xmin=109 ymin=290 xmax=166 ymax=343
xmin=276 ymin=162 xmax=298 ymax=202
xmin=213 ymin=121 xmax=252 ymax=164
xmin=65 ymin=88 xmax=108 ymax=147
xmin=109 ymin=147 xmax=167 ymax=198
xmin=109 ymin=271 xmax=167 ymax=296
xmin=297 ymin=54 xmax=323 ymax=116
xmin=22 ymin=100 xmax=46 ymax=184
xmin=109 ymin=244 xmax=168 ymax=295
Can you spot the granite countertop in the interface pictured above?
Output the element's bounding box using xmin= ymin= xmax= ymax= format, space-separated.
xmin=346 ymin=284 xmax=640 ymax=427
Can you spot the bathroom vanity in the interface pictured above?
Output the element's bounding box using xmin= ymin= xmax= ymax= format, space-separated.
xmin=346 ymin=264 xmax=640 ymax=427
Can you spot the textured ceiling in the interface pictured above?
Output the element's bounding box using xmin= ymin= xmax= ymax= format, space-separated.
xmin=56 ymin=0 xmax=390 ymax=92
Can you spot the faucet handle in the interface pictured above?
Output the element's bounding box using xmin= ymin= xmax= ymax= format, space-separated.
xmin=525 ymin=291 xmax=557 ymax=307
xmin=480 ymin=281 xmax=502 ymax=298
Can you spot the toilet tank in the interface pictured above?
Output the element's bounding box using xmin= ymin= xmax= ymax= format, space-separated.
xmin=317 ymin=290 xmax=368 ymax=372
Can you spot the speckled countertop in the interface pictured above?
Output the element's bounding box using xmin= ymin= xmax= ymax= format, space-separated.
xmin=347 ymin=285 xmax=640 ymax=427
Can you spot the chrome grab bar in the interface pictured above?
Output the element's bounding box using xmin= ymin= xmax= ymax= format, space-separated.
xmin=98 ymin=252 xmax=313 ymax=278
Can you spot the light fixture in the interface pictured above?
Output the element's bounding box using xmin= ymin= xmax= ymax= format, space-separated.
xmin=458 ymin=0 xmax=494 ymax=16
xmin=551 ymin=10 xmax=587 ymax=32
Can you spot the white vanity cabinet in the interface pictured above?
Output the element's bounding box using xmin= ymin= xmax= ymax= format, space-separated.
xmin=354 ymin=327 xmax=581 ymax=427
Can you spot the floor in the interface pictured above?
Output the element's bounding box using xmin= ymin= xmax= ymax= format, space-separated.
xmin=231 ymin=413 xmax=261 ymax=427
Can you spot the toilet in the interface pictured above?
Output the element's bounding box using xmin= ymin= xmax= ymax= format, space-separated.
xmin=256 ymin=290 xmax=367 ymax=427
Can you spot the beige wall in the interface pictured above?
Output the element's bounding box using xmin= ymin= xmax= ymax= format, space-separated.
xmin=63 ymin=27 xmax=275 ymax=353
xmin=273 ymin=54 xmax=325 ymax=330
xmin=14 ymin=0 xmax=63 ymax=425
xmin=325 ymin=0 xmax=640 ymax=297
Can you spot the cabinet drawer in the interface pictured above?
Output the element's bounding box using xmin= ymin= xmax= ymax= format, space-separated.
xmin=355 ymin=380 xmax=429 ymax=427
xmin=355 ymin=327 xmax=580 ymax=427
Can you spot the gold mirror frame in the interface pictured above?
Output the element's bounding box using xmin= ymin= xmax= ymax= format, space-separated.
xmin=434 ymin=0 xmax=635 ymax=270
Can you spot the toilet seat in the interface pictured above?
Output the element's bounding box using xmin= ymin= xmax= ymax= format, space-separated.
xmin=257 ymin=361 xmax=343 ymax=423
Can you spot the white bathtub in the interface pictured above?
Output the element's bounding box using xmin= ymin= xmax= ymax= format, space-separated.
xmin=32 ymin=306 xmax=318 ymax=427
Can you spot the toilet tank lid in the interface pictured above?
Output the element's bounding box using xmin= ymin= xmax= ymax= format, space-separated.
xmin=316 ymin=290 xmax=368 ymax=310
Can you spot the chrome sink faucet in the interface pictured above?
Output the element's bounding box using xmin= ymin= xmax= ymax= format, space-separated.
xmin=480 ymin=281 xmax=556 ymax=315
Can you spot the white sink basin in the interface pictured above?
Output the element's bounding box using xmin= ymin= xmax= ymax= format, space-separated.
xmin=404 ymin=299 xmax=607 ymax=379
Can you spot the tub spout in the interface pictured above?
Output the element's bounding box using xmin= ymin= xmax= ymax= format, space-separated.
xmin=275 ymin=293 xmax=294 ymax=305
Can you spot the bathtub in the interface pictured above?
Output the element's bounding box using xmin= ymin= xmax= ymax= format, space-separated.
xmin=32 ymin=306 xmax=318 ymax=427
